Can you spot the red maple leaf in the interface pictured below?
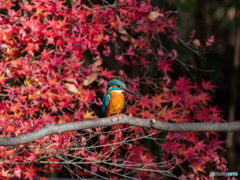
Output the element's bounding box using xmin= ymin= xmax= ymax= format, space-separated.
xmin=196 ymin=92 xmax=211 ymax=105
xmin=151 ymin=93 xmax=168 ymax=109
xmin=157 ymin=48 xmax=166 ymax=57
xmin=22 ymin=42 xmax=37 ymax=53
xmin=140 ymin=152 xmax=155 ymax=165
xmin=100 ymin=68 xmax=116 ymax=79
xmin=26 ymin=153 xmax=37 ymax=162
xmin=174 ymin=76 xmax=194 ymax=92
xmin=161 ymin=141 xmax=179 ymax=156
xmin=157 ymin=59 xmax=173 ymax=74
xmin=40 ymin=49 xmax=53 ymax=60
xmin=169 ymin=94 xmax=184 ymax=107
xmin=23 ymin=166 xmax=37 ymax=180
xmin=110 ymin=167 xmax=121 ymax=173
xmin=194 ymin=140 xmax=207 ymax=153
xmin=163 ymin=108 xmax=176 ymax=121
xmin=208 ymin=136 xmax=225 ymax=152
xmin=53 ymin=82 xmax=67 ymax=94
xmin=194 ymin=108 xmax=210 ymax=122
xmin=139 ymin=110 xmax=152 ymax=118
xmin=201 ymin=80 xmax=217 ymax=91
xmin=138 ymin=94 xmax=152 ymax=110
xmin=126 ymin=106 xmax=141 ymax=116
xmin=129 ymin=126 xmax=145 ymax=135
xmin=182 ymin=147 xmax=197 ymax=159
xmin=41 ymin=111 xmax=57 ymax=124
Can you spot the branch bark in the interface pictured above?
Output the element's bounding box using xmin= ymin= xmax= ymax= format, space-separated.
xmin=1 ymin=115 xmax=240 ymax=146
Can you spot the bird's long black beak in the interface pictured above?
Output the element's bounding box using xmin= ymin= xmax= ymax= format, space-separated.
xmin=122 ymin=88 xmax=139 ymax=98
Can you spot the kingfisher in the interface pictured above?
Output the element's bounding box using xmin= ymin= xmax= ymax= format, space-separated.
xmin=102 ymin=79 xmax=138 ymax=121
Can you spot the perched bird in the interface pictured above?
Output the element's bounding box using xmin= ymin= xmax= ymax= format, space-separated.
xmin=102 ymin=79 xmax=138 ymax=121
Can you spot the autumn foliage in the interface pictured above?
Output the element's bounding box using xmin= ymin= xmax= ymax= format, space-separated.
xmin=0 ymin=0 xmax=229 ymax=179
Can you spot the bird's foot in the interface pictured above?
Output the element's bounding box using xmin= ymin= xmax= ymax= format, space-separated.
xmin=117 ymin=113 xmax=120 ymax=121
xmin=108 ymin=114 xmax=120 ymax=122
xmin=108 ymin=114 xmax=113 ymax=122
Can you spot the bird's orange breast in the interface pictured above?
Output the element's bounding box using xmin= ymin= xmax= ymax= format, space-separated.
xmin=106 ymin=91 xmax=125 ymax=116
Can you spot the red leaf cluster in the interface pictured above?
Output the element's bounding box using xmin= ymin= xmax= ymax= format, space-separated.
xmin=0 ymin=0 xmax=227 ymax=179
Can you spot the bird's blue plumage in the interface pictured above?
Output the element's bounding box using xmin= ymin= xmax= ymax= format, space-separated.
xmin=102 ymin=79 xmax=139 ymax=117
xmin=102 ymin=91 xmax=110 ymax=114
xmin=102 ymin=87 xmax=121 ymax=114
xmin=107 ymin=79 xmax=126 ymax=91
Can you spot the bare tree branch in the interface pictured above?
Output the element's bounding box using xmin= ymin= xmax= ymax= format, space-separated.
xmin=1 ymin=115 xmax=240 ymax=146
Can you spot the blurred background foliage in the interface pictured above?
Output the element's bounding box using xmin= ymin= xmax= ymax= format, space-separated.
xmin=154 ymin=0 xmax=240 ymax=173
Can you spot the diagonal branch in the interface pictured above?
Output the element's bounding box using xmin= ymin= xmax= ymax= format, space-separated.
xmin=1 ymin=114 xmax=240 ymax=146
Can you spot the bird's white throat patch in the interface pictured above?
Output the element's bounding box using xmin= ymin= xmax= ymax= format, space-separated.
xmin=108 ymin=87 xmax=124 ymax=93
xmin=112 ymin=89 xmax=124 ymax=93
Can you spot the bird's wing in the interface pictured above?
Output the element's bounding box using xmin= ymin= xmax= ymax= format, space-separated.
xmin=102 ymin=92 xmax=110 ymax=114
